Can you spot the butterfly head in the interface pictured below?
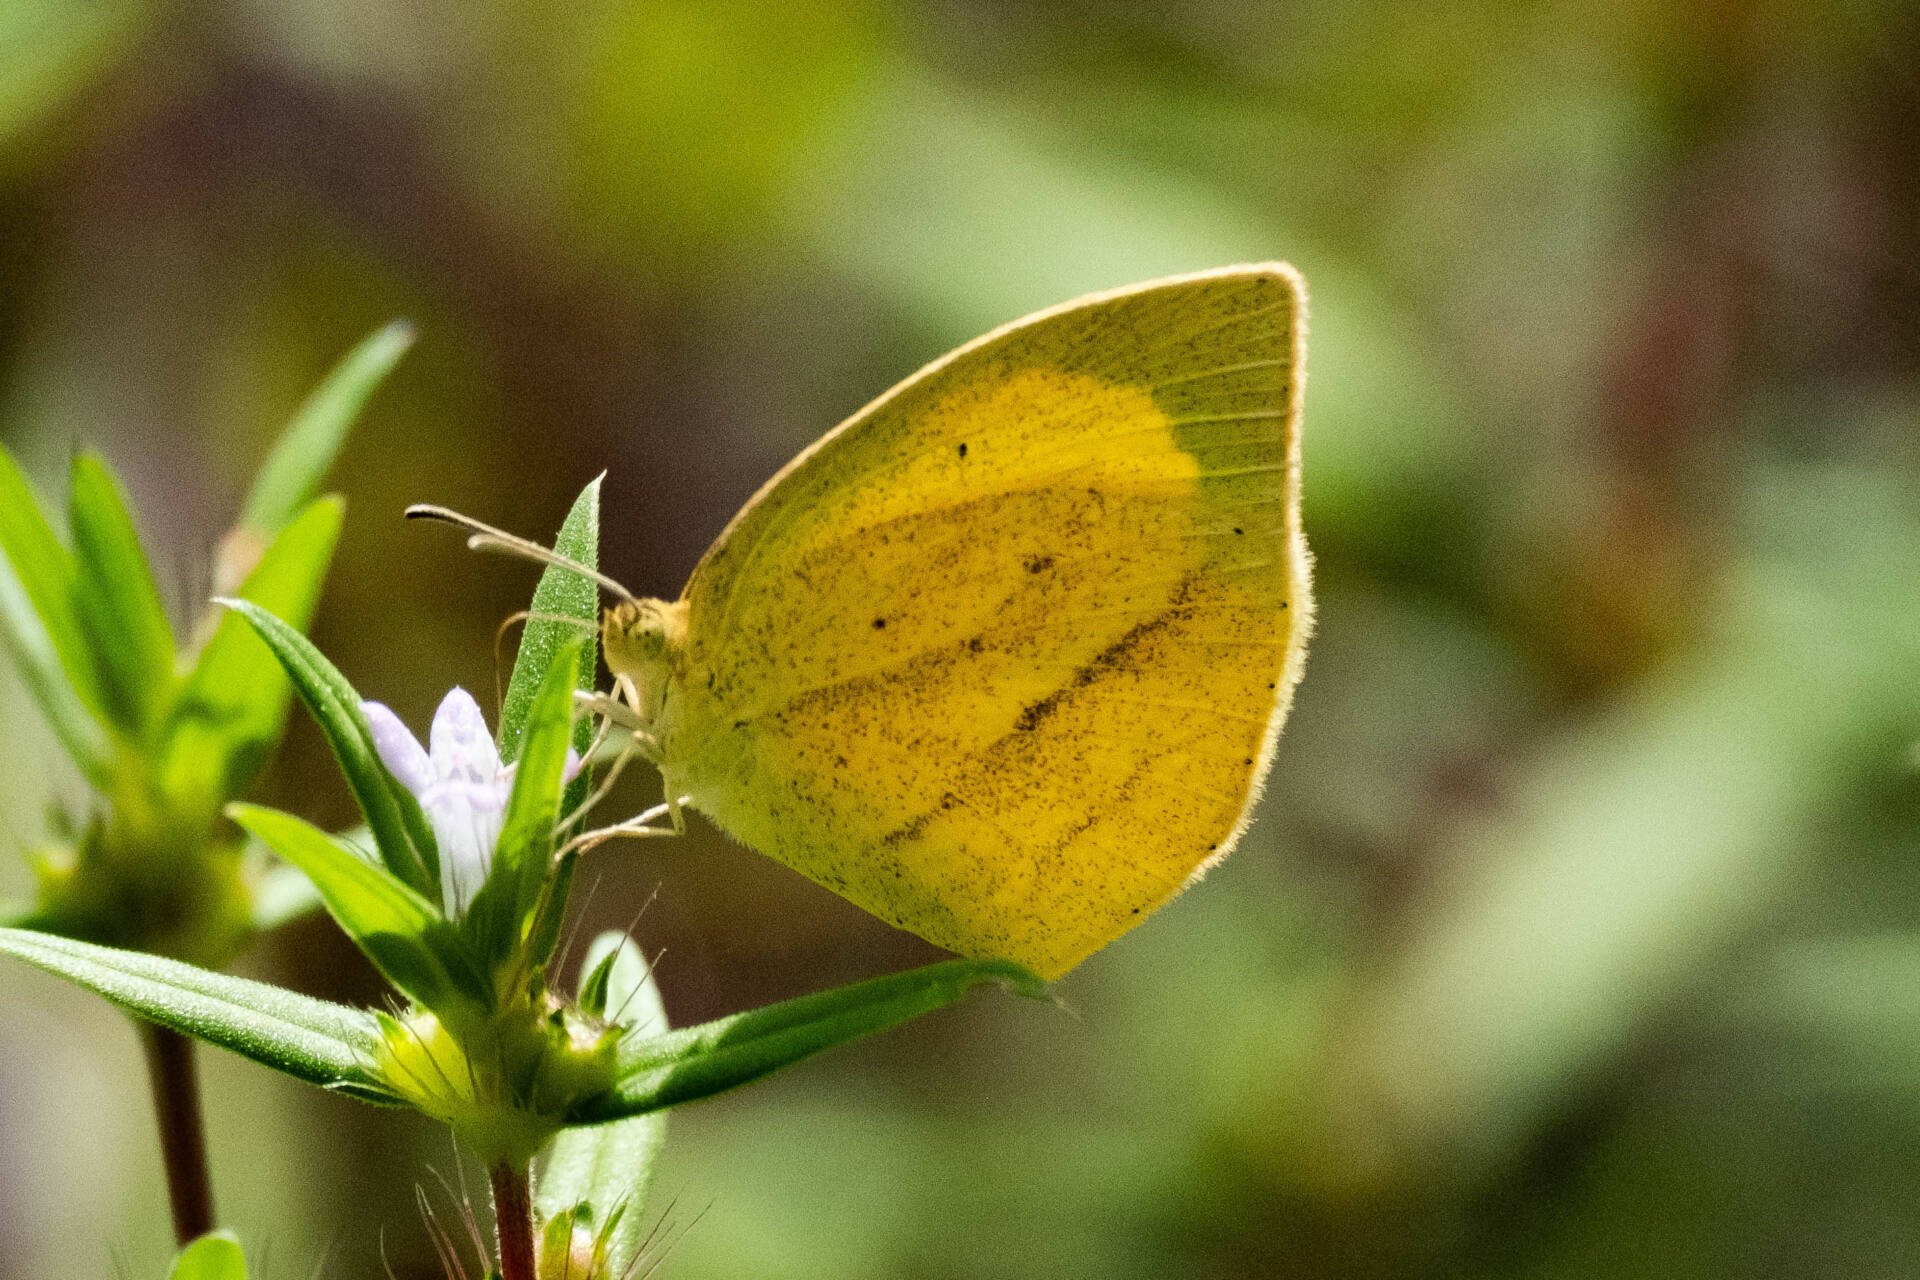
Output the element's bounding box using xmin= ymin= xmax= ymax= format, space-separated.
xmin=601 ymin=597 xmax=688 ymax=729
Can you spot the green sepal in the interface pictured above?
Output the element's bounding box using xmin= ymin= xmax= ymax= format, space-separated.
xmin=464 ymin=639 xmax=583 ymax=971
xmin=540 ymin=931 xmax=669 ymax=1272
xmin=576 ymin=949 xmax=618 ymax=1020
xmin=576 ymin=958 xmax=1043 ymax=1123
xmin=241 ymin=321 xmax=413 ymax=536
xmin=217 ymin=597 xmax=438 ymax=894
xmin=67 ymin=452 xmax=177 ymax=736
xmin=0 ymin=926 xmax=394 ymax=1101
xmin=168 ymin=1230 xmax=248 ymax=1280
xmin=159 ymin=497 xmax=344 ymax=821
xmin=227 ymin=803 xmax=483 ymax=1017
xmin=539 ymin=1207 xmax=603 ymax=1280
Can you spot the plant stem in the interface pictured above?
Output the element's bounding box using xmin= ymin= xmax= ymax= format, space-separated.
xmin=491 ymin=1159 xmax=539 ymax=1280
xmin=140 ymin=1023 xmax=215 ymax=1243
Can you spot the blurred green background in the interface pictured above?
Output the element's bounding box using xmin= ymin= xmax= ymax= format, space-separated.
xmin=4 ymin=1 xmax=1920 ymax=1276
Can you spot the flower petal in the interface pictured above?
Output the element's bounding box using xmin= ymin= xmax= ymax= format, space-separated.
xmin=361 ymin=701 xmax=433 ymax=797
xmin=425 ymin=778 xmax=508 ymax=918
xmin=429 ymin=686 xmax=501 ymax=785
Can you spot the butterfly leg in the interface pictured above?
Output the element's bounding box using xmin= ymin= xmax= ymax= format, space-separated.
xmin=557 ymin=677 xmax=686 ymax=852
xmin=557 ymin=719 xmax=639 ymax=834
xmin=575 ymin=689 xmax=658 ymax=750
xmin=555 ymin=799 xmax=684 ymax=859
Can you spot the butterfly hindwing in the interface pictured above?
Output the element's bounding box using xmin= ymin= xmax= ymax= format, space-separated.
xmin=658 ymin=265 xmax=1310 ymax=977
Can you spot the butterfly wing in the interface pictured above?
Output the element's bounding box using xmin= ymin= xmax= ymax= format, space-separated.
xmin=662 ymin=264 xmax=1311 ymax=978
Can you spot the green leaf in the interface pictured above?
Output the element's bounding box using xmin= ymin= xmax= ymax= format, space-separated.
xmin=160 ymin=497 xmax=344 ymax=819
xmin=464 ymin=641 xmax=583 ymax=967
xmin=0 ymin=447 xmax=114 ymax=782
xmin=67 ymin=452 xmax=176 ymax=735
xmin=0 ymin=546 xmax=113 ymax=788
xmin=0 ymin=926 xmax=393 ymax=1099
xmin=241 ymin=321 xmax=413 ymax=535
xmin=540 ymin=932 xmax=669 ymax=1270
xmin=577 ymin=958 xmax=1043 ymax=1123
xmin=228 ymin=804 xmax=478 ymax=1016
xmin=497 ymin=475 xmax=601 ymax=767
xmin=218 ymin=597 xmax=437 ymax=894
xmin=168 ymin=1230 xmax=247 ymax=1280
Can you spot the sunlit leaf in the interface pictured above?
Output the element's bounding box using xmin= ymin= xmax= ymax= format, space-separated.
xmin=240 ymin=321 xmax=413 ymax=536
xmin=67 ymin=452 xmax=176 ymax=735
xmin=0 ymin=926 xmax=393 ymax=1099
xmin=497 ymin=474 xmax=601 ymax=766
xmin=0 ymin=547 xmax=112 ymax=787
xmin=465 ymin=640 xmax=582 ymax=968
xmin=160 ymin=497 xmax=344 ymax=819
xmin=578 ymin=958 xmax=1043 ymax=1123
xmin=218 ymin=597 xmax=438 ymax=894
xmin=227 ymin=803 xmax=479 ymax=1015
xmin=0 ymin=444 xmax=112 ymax=780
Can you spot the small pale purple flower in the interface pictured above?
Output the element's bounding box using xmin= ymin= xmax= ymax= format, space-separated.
xmin=361 ymin=688 xmax=579 ymax=919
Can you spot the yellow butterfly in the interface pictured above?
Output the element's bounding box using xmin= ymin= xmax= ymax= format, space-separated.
xmin=426 ymin=264 xmax=1311 ymax=979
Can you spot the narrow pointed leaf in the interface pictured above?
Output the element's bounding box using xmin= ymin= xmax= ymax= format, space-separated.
xmin=498 ymin=475 xmax=601 ymax=765
xmin=168 ymin=1231 xmax=248 ymax=1280
xmin=0 ymin=445 xmax=100 ymax=703
xmin=0 ymin=446 xmax=111 ymax=777
xmin=68 ymin=452 xmax=176 ymax=734
xmin=540 ymin=933 xmax=669 ymax=1260
xmin=228 ymin=803 xmax=477 ymax=1014
xmin=0 ymin=927 xmax=392 ymax=1098
xmin=465 ymin=641 xmax=581 ymax=964
xmin=218 ymin=597 xmax=437 ymax=893
xmin=160 ymin=497 xmax=344 ymax=819
xmin=241 ymin=321 xmax=413 ymax=535
xmin=0 ymin=544 xmax=112 ymax=786
xmin=576 ymin=958 xmax=1043 ymax=1123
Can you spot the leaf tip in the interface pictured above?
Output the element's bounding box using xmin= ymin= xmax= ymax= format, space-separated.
xmin=223 ymin=800 xmax=267 ymax=829
xmin=377 ymin=318 xmax=418 ymax=350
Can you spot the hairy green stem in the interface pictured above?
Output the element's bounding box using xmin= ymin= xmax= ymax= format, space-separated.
xmin=491 ymin=1159 xmax=538 ymax=1280
xmin=140 ymin=1023 xmax=215 ymax=1243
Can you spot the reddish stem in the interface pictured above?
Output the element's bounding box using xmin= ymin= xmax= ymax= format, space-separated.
xmin=491 ymin=1160 xmax=539 ymax=1280
xmin=140 ymin=1024 xmax=216 ymax=1243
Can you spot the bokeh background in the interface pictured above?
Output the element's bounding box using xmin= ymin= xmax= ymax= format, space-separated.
xmin=5 ymin=1 xmax=1920 ymax=1276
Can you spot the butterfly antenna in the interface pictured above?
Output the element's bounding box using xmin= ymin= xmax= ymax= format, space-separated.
xmin=407 ymin=503 xmax=636 ymax=601
xmin=493 ymin=610 xmax=529 ymax=717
